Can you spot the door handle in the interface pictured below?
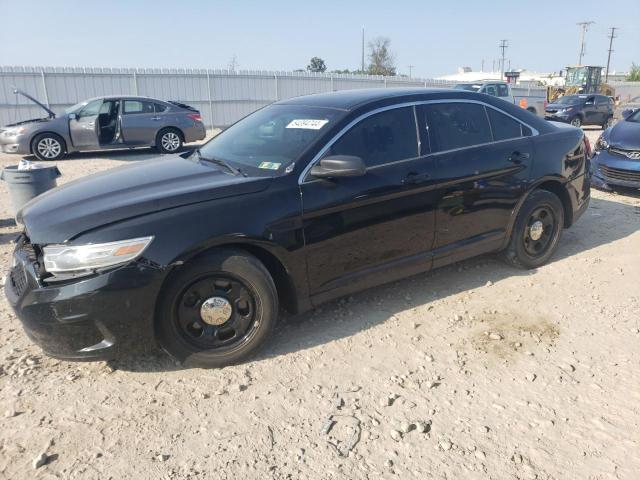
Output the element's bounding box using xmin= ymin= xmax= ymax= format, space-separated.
xmin=402 ymin=172 xmax=431 ymax=185
xmin=151 ymin=116 xmax=161 ymax=121
xmin=508 ymin=151 xmax=530 ymax=164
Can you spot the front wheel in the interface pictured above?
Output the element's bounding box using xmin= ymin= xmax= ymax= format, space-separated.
xmin=156 ymin=249 xmax=278 ymax=368
xmin=156 ymin=128 xmax=183 ymax=154
xmin=602 ymin=116 xmax=613 ymax=130
xmin=501 ymin=190 xmax=564 ymax=269
xmin=32 ymin=133 xmax=66 ymax=161
xmin=570 ymin=116 xmax=582 ymax=128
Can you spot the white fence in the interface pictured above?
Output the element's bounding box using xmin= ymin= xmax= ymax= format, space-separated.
xmin=0 ymin=66 xmax=454 ymax=127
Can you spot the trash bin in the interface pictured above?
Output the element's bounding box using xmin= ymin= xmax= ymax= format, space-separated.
xmin=1 ymin=164 xmax=61 ymax=216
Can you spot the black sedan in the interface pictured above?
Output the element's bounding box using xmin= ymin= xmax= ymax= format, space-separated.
xmin=592 ymin=108 xmax=640 ymax=190
xmin=5 ymin=88 xmax=591 ymax=368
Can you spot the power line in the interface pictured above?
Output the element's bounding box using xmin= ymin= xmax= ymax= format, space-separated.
xmin=498 ymin=40 xmax=508 ymax=80
xmin=605 ymin=27 xmax=618 ymax=82
xmin=576 ymin=21 xmax=595 ymax=65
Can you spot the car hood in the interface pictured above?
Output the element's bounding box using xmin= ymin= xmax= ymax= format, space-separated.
xmin=19 ymin=154 xmax=272 ymax=244
xmin=607 ymin=120 xmax=640 ymax=150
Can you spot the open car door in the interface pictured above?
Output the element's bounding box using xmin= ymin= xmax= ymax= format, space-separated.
xmin=69 ymin=99 xmax=102 ymax=149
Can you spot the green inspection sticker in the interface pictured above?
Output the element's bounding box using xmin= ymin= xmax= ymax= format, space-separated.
xmin=258 ymin=162 xmax=281 ymax=170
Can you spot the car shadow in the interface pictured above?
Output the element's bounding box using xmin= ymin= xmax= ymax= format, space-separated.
xmin=77 ymin=194 xmax=640 ymax=372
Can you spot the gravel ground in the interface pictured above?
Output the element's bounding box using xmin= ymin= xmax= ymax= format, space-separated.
xmin=0 ymin=128 xmax=639 ymax=479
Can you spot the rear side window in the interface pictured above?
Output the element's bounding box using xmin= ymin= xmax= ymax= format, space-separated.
xmin=421 ymin=103 xmax=491 ymax=152
xmin=154 ymin=103 xmax=168 ymax=113
xmin=123 ymin=100 xmax=155 ymax=114
xmin=329 ymin=107 xmax=418 ymax=167
xmin=486 ymin=107 xmax=523 ymax=141
xmin=497 ymin=84 xmax=509 ymax=97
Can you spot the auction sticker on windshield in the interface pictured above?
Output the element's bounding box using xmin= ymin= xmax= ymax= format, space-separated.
xmin=259 ymin=162 xmax=281 ymax=170
xmin=286 ymin=119 xmax=329 ymax=130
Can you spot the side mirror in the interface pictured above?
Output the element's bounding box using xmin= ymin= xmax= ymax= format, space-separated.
xmin=68 ymin=113 xmax=77 ymax=120
xmin=310 ymin=155 xmax=366 ymax=178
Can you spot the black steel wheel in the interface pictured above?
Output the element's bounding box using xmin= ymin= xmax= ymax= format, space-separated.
xmin=501 ymin=190 xmax=564 ymax=269
xmin=157 ymin=249 xmax=278 ymax=367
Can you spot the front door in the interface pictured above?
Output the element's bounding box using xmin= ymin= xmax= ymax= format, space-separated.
xmin=120 ymin=99 xmax=160 ymax=145
xmin=69 ymin=99 xmax=102 ymax=149
xmin=300 ymin=106 xmax=437 ymax=300
xmin=583 ymin=96 xmax=598 ymax=125
xmin=417 ymin=102 xmax=533 ymax=266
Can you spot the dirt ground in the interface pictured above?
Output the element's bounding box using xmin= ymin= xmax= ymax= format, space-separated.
xmin=0 ymin=128 xmax=639 ymax=480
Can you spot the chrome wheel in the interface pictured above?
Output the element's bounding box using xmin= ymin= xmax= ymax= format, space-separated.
xmin=161 ymin=132 xmax=180 ymax=152
xmin=37 ymin=137 xmax=62 ymax=159
xmin=570 ymin=117 xmax=582 ymax=128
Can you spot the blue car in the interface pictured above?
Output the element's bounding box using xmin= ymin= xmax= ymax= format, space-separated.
xmin=592 ymin=109 xmax=640 ymax=191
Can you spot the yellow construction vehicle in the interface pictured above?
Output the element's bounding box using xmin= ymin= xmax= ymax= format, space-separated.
xmin=547 ymin=66 xmax=614 ymax=102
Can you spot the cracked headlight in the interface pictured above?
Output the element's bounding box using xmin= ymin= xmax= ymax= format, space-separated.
xmin=595 ymin=135 xmax=609 ymax=151
xmin=43 ymin=236 xmax=153 ymax=276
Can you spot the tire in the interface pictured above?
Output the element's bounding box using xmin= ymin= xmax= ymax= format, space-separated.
xmin=570 ymin=116 xmax=582 ymax=128
xmin=601 ymin=116 xmax=613 ymax=130
xmin=156 ymin=128 xmax=183 ymax=154
xmin=501 ymin=190 xmax=564 ymax=270
xmin=32 ymin=133 xmax=66 ymax=161
xmin=156 ymin=249 xmax=278 ymax=368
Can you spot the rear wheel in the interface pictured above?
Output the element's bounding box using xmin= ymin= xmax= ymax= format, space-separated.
xmin=156 ymin=249 xmax=278 ymax=368
xmin=602 ymin=116 xmax=613 ymax=130
xmin=501 ymin=190 xmax=564 ymax=269
xmin=32 ymin=133 xmax=65 ymax=161
xmin=156 ymin=128 xmax=183 ymax=154
xmin=570 ymin=116 xmax=582 ymax=128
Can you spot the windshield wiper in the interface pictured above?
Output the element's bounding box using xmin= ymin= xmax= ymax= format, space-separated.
xmin=194 ymin=149 xmax=243 ymax=176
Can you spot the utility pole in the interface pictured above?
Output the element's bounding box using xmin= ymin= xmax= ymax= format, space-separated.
xmin=481 ymin=59 xmax=484 ymax=72
xmin=576 ymin=21 xmax=594 ymax=65
xmin=408 ymin=65 xmax=414 ymax=78
xmin=605 ymin=27 xmax=618 ymax=82
xmin=499 ymin=40 xmax=508 ymax=80
xmin=361 ymin=26 xmax=365 ymax=74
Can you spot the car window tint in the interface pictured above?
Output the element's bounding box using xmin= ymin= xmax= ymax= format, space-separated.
xmin=522 ymin=124 xmax=533 ymax=137
xmin=486 ymin=107 xmax=522 ymax=141
xmin=154 ymin=103 xmax=168 ymax=113
xmin=78 ymin=100 xmax=103 ymax=118
xmin=422 ymin=103 xmax=491 ymax=152
xmin=484 ymin=85 xmax=497 ymax=96
xmin=497 ymin=84 xmax=509 ymax=97
xmin=124 ymin=100 xmax=155 ymax=114
xmin=329 ymin=107 xmax=417 ymax=167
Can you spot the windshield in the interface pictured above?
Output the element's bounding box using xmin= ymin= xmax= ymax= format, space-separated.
xmin=197 ymin=104 xmax=345 ymax=175
xmin=626 ymin=109 xmax=640 ymax=123
xmin=555 ymin=95 xmax=584 ymax=105
xmin=64 ymin=100 xmax=89 ymax=113
xmin=453 ymin=84 xmax=481 ymax=92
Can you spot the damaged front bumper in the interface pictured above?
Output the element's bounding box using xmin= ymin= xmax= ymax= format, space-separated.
xmin=4 ymin=235 xmax=163 ymax=360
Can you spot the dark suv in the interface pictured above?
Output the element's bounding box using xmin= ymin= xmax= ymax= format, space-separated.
xmin=545 ymin=94 xmax=614 ymax=129
xmin=5 ymin=88 xmax=591 ymax=368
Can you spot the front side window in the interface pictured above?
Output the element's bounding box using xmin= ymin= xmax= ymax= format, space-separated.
xmin=198 ymin=104 xmax=345 ymax=175
xmin=328 ymin=107 xmax=418 ymax=167
xmin=486 ymin=107 xmax=523 ymax=141
xmin=77 ymin=100 xmax=103 ymax=118
xmin=124 ymin=100 xmax=155 ymax=114
xmin=421 ymin=103 xmax=491 ymax=152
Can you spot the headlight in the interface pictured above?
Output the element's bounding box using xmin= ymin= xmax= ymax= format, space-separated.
xmin=2 ymin=126 xmax=27 ymax=137
xmin=595 ymin=135 xmax=609 ymax=151
xmin=43 ymin=236 xmax=153 ymax=276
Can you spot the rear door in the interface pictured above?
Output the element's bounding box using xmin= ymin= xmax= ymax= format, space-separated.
xmin=300 ymin=105 xmax=437 ymax=297
xmin=120 ymin=99 xmax=159 ymax=145
xmin=583 ymin=96 xmax=598 ymax=125
xmin=69 ymin=99 xmax=102 ymax=149
xmin=418 ymin=101 xmax=533 ymax=266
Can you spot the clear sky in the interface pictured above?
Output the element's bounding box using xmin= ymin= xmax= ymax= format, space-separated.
xmin=0 ymin=0 xmax=638 ymax=78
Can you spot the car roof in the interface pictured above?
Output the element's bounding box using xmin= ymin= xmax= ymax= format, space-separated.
xmin=83 ymin=95 xmax=168 ymax=103
xmin=276 ymin=88 xmax=454 ymax=110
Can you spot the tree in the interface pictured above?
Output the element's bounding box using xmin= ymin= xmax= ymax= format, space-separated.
xmin=307 ymin=57 xmax=327 ymax=73
xmin=367 ymin=37 xmax=396 ymax=76
xmin=627 ymin=63 xmax=640 ymax=81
